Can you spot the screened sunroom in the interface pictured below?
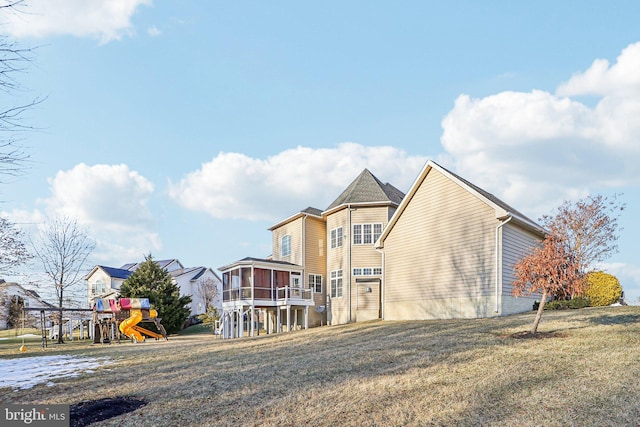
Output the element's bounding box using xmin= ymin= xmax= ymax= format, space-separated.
xmin=218 ymin=257 xmax=314 ymax=338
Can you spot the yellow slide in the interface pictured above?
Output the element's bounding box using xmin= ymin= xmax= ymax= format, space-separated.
xmin=119 ymin=309 xmax=144 ymax=342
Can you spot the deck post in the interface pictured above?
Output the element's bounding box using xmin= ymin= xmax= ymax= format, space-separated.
xmin=293 ymin=308 xmax=298 ymax=330
xmin=250 ymin=307 xmax=255 ymax=337
xmin=277 ymin=307 xmax=281 ymax=333
xmin=304 ymin=306 xmax=309 ymax=330
xmin=287 ymin=305 xmax=291 ymax=333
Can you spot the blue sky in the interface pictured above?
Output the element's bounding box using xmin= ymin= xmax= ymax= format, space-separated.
xmin=1 ymin=1 xmax=639 ymax=304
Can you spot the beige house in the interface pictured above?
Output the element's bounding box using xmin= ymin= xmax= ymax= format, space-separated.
xmin=219 ymin=162 xmax=543 ymax=337
xmin=219 ymin=169 xmax=405 ymax=336
xmin=375 ymin=160 xmax=545 ymax=320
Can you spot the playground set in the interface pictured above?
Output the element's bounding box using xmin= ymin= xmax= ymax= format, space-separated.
xmin=17 ymin=297 xmax=167 ymax=352
xmin=93 ymin=297 xmax=168 ymax=344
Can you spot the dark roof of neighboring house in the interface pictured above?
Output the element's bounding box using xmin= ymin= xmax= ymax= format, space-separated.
xmin=99 ymin=266 xmax=133 ymax=280
xmin=170 ymin=266 xmax=217 ymax=281
xmin=326 ymin=169 xmax=405 ymax=211
xmin=121 ymin=259 xmax=181 ymax=272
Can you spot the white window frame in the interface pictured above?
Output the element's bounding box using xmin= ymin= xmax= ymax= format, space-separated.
xmin=353 ymin=267 xmax=382 ymax=276
xmin=330 ymin=227 xmax=343 ymax=249
xmin=309 ymin=274 xmax=323 ymax=294
xmin=330 ymin=270 xmax=343 ymax=298
xmin=281 ymin=235 xmax=291 ymax=257
xmin=352 ymin=223 xmax=383 ymax=245
xmin=353 ymin=224 xmax=362 ymax=245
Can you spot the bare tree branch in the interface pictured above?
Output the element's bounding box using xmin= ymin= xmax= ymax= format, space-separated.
xmin=31 ymin=216 xmax=95 ymax=343
xmin=0 ymin=215 xmax=30 ymax=274
xmin=0 ymin=2 xmax=42 ymax=182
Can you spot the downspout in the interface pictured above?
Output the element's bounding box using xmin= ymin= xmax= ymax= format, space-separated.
xmin=495 ymin=214 xmax=513 ymax=313
xmin=375 ymin=247 xmax=385 ymax=320
xmin=348 ymin=204 xmax=352 ymax=323
xmin=302 ymin=214 xmax=306 ymax=280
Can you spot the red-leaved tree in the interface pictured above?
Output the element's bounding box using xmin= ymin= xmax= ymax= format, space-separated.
xmin=540 ymin=194 xmax=625 ymax=293
xmin=513 ymin=234 xmax=584 ymax=334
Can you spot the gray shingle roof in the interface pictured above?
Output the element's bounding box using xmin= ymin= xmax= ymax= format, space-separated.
xmin=301 ymin=206 xmax=323 ymax=216
xmin=326 ymin=169 xmax=405 ymax=210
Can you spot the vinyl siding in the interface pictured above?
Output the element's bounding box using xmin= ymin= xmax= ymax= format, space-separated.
xmin=501 ymin=222 xmax=543 ymax=315
xmin=305 ymin=216 xmax=327 ymax=326
xmin=271 ymin=217 xmax=304 ymax=265
xmin=350 ymin=207 xmax=389 ymax=322
xmin=383 ymin=168 xmax=497 ymax=320
xmin=326 ymin=209 xmax=350 ymax=324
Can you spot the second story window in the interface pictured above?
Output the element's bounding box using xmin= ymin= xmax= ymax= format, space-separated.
xmin=353 ymin=223 xmax=383 ymax=245
xmin=330 ymin=227 xmax=343 ymax=249
xmin=281 ymin=235 xmax=291 ymax=257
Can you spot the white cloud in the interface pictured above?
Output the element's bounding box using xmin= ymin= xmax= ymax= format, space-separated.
xmin=440 ymin=41 xmax=640 ymax=220
xmin=0 ymin=0 xmax=152 ymax=44
xmin=7 ymin=163 xmax=162 ymax=266
xmin=168 ymin=142 xmax=428 ymax=222
xmin=557 ymin=42 xmax=640 ymax=98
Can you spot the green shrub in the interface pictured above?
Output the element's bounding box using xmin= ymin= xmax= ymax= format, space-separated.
xmin=543 ymin=296 xmax=590 ymax=310
xmin=568 ymin=296 xmax=591 ymax=309
xmin=585 ymin=271 xmax=622 ymax=306
xmin=545 ymin=300 xmax=570 ymax=310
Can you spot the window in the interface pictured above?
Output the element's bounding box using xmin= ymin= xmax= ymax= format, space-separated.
xmin=373 ymin=223 xmax=383 ymax=242
xmin=352 ymin=223 xmax=383 ymax=245
xmin=353 ymin=224 xmax=362 ymax=245
xmin=330 ymin=227 xmax=343 ymax=249
xmin=330 ymin=270 xmax=343 ymax=298
xmin=363 ymin=224 xmax=372 ymax=244
xmin=309 ymin=274 xmax=323 ymax=293
xmin=281 ymin=235 xmax=291 ymax=257
xmin=353 ymin=267 xmax=382 ymax=276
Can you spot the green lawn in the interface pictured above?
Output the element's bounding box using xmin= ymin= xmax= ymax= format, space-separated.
xmin=2 ymin=306 xmax=640 ymax=426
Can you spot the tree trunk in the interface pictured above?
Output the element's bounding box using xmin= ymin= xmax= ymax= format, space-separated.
xmin=57 ymin=288 xmax=64 ymax=344
xmin=530 ymin=290 xmax=548 ymax=334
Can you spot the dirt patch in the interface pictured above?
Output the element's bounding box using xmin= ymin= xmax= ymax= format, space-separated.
xmin=70 ymin=396 xmax=147 ymax=427
xmin=508 ymin=331 xmax=567 ymax=339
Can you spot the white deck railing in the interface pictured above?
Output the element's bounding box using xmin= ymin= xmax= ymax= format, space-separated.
xmin=223 ymin=286 xmax=313 ymax=303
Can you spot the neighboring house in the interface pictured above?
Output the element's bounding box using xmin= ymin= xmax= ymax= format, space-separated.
xmin=0 ymin=281 xmax=55 ymax=330
xmin=85 ymin=265 xmax=132 ymax=309
xmin=374 ymin=160 xmax=545 ymax=319
xmin=85 ymin=259 xmax=222 ymax=317
xmin=220 ymin=161 xmax=545 ymax=338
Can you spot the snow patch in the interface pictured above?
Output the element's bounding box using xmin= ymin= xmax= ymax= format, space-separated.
xmin=0 ymin=355 xmax=111 ymax=390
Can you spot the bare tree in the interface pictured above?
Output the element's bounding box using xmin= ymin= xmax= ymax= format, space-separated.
xmin=0 ymin=215 xmax=30 ymax=275
xmin=32 ymin=216 xmax=95 ymax=343
xmin=196 ymin=277 xmax=219 ymax=317
xmin=0 ymin=1 xmax=43 ymax=182
xmin=541 ymin=194 xmax=625 ymax=275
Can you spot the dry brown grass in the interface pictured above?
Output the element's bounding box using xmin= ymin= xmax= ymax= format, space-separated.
xmin=3 ymin=306 xmax=640 ymax=426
